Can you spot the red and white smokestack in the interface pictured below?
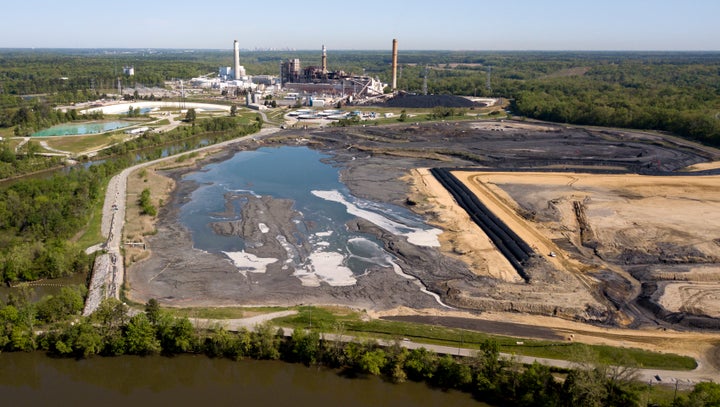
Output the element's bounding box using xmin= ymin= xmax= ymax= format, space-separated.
xmin=233 ymin=40 xmax=240 ymax=80
xmin=391 ymin=39 xmax=398 ymax=90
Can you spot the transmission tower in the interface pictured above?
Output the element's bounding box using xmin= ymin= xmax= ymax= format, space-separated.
xmin=422 ymin=65 xmax=429 ymax=95
xmin=486 ymin=65 xmax=492 ymax=92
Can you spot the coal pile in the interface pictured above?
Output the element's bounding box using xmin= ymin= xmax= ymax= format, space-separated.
xmin=384 ymin=94 xmax=477 ymax=108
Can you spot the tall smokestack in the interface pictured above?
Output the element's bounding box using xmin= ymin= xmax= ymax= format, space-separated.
xmin=233 ymin=40 xmax=240 ymax=80
xmin=322 ymin=45 xmax=327 ymax=73
xmin=391 ymin=38 xmax=398 ymax=90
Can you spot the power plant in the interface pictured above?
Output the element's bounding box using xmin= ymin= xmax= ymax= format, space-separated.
xmin=188 ymin=39 xmax=399 ymax=106
xmin=278 ymin=44 xmax=385 ymax=98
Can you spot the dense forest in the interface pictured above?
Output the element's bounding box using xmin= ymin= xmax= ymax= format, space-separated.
xmin=0 ymin=160 xmax=126 ymax=283
xmin=2 ymin=293 xmax=719 ymax=407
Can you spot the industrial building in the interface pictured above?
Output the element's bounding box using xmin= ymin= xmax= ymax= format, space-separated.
xmin=187 ymin=39 xmax=397 ymax=105
xmin=279 ymin=45 xmax=386 ymax=98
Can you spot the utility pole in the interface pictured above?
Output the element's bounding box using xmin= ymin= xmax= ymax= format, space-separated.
xmin=486 ymin=65 xmax=492 ymax=92
xmin=422 ymin=65 xmax=428 ymax=96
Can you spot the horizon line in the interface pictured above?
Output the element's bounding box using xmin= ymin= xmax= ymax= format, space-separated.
xmin=1 ymin=47 xmax=720 ymax=53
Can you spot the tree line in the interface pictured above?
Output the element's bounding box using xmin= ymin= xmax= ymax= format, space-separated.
xmin=1 ymin=291 xmax=718 ymax=406
xmin=2 ymin=50 xmax=718 ymax=146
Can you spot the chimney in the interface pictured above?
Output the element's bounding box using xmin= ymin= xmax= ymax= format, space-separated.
xmin=322 ymin=45 xmax=327 ymax=73
xmin=233 ymin=40 xmax=240 ymax=81
xmin=391 ymin=39 xmax=398 ymax=90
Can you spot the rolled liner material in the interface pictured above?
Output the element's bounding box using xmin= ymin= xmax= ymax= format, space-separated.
xmin=430 ymin=167 xmax=534 ymax=282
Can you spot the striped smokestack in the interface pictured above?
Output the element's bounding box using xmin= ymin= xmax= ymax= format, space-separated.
xmin=233 ymin=40 xmax=240 ymax=80
xmin=391 ymin=38 xmax=398 ymax=90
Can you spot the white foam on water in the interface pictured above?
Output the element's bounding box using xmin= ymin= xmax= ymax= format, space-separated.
xmin=311 ymin=190 xmax=441 ymax=247
xmin=223 ymin=251 xmax=278 ymax=277
xmin=294 ymin=250 xmax=357 ymax=287
xmin=315 ymin=231 xmax=334 ymax=237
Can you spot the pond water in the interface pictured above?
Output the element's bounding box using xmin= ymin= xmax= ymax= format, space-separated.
xmin=0 ymin=352 xmax=487 ymax=407
xmin=179 ymin=146 xmax=441 ymax=287
xmin=0 ymin=272 xmax=88 ymax=303
xmin=32 ymin=121 xmax=134 ymax=137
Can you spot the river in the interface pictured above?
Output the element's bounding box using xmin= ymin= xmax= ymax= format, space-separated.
xmin=0 ymin=352 xmax=487 ymax=406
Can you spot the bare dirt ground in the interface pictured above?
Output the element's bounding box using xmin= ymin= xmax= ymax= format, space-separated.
xmin=123 ymin=119 xmax=720 ymax=371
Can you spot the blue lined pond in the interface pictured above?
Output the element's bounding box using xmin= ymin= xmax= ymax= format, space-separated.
xmin=32 ymin=121 xmax=133 ymax=136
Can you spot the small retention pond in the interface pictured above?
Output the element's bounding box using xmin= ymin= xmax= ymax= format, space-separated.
xmin=32 ymin=121 xmax=133 ymax=137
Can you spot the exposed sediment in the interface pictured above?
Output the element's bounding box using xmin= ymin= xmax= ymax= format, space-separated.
xmin=125 ymin=120 xmax=720 ymax=330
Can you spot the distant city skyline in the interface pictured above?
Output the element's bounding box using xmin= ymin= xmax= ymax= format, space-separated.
xmin=2 ymin=0 xmax=718 ymax=51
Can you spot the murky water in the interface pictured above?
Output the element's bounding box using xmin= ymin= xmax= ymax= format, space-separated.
xmin=0 ymin=272 xmax=88 ymax=303
xmin=179 ymin=146 xmax=441 ymax=287
xmin=0 ymin=352 xmax=487 ymax=407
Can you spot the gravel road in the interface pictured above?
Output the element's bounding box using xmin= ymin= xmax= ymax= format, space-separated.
xmin=82 ymin=126 xmax=280 ymax=316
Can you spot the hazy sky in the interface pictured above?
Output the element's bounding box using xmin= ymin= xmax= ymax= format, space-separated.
xmin=1 ymin=0 xmax=718 ymax=50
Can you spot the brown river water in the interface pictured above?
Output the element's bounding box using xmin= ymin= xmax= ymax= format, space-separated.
xmin=0 ymin=352 xmax=488 ymax=407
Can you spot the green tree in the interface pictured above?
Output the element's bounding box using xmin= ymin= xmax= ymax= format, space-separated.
xmin=91 ymin=298 xmax=128 ymax=355
xmin=562 ymin=368 xmax=608 ymax=407
xmin=138 ymin=188 xmax=157 ymax=216
xmin=250 ymin=322 xmax=280 ymax=360
xmin=404 ymin=347 xmax=438 ymax=382
xmin=185 ymin=108 xmax=196 ymax=123
xmin=203 ymin=327 xmax=247 ymax=359
xmin=144 ymin=298 xmax=161 ymax=325
xmin=514 ymin=362 xmax=561 ymax=407
xmin=358 ymin=348 xmax=387 ymax=376
xmin=124 ymin=313 xmax=160 ymax=355
xmin=156 ymin=315 xmax=195 ymax=354
xmin=35 ymin=285 xmax=86 ymax=323
xmin=433 ymin=354 xmax=472 ymax=389
xmin=685 ymin=382 xmax=720 ymax=407
xmin=289 ymin=329 xmax=320 ymax=366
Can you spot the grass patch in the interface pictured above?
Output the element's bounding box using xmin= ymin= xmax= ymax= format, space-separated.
xmin=2 ymin=137 xmax=23 ymax=151
xmin=73 ymin=184 xmax=107 ymax=249
xmin=165 ymin=306 xmax=290 ymax=320
xmin=273 ymin=307 xmax=697 ymax=371
xmin=0 ymin=127 xmax=16 ymax=139
xmin=43 ymin=132 xmax=126 ymax=154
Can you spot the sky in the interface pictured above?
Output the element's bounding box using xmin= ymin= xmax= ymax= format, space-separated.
xmin=1 ymin=0 xmax=718 ymax=51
